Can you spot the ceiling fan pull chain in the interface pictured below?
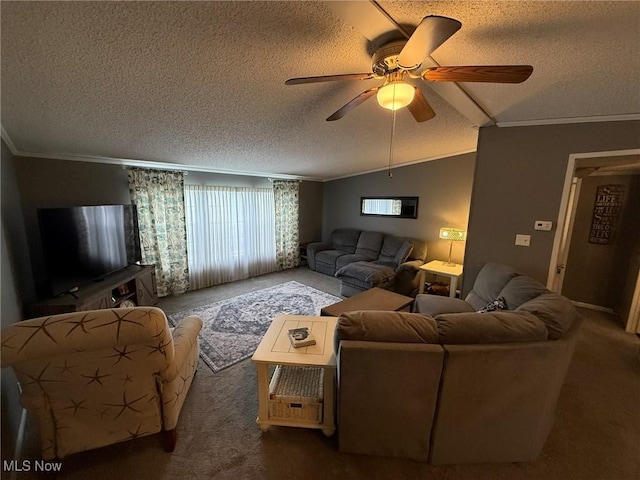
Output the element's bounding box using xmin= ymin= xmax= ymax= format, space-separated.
xmin=388 ymin=99 xmax=397 ymax=178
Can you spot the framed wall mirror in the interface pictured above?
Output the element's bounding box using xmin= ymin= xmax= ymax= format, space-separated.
xmin=360 ymin=196 xmax=419 ymax=219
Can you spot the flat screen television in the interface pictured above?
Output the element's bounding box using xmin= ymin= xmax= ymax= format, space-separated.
xmin=38 ymin=205 xmax=142 ymax=296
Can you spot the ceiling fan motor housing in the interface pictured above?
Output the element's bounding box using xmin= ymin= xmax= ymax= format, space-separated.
xmin=372 ymin=40 xmax=408 ymax=77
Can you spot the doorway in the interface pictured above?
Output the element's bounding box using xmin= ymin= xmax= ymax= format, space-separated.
xmin=548 ymin=149 xmax=640 ymax=333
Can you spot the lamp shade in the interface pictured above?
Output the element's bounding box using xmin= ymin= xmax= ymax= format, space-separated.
xmin=377 ymin=82 xmax=415 ymax=110
xmin=439 ymin=227 xmax=466 ymax=241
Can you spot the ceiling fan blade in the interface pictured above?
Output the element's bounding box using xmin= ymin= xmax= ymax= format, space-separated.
xmin=423 ymin=65 xmax=534 ymax=83
xmin=397 ymin=15 xmax=462 ymax=70
xmin=407 ymin=88 xmax=436 ymax=122
xmin=326 ymin=88 xmax=379 ymax=121
xmin=285 ymin=73 xmax=374 ymax=85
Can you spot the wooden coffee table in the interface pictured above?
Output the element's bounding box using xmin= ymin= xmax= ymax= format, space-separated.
xmin=320 ymin=287 xmax=414 ymax=317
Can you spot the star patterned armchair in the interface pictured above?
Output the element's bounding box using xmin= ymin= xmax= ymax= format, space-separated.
xmin=1 ymin=307 xmax=202 ymax=460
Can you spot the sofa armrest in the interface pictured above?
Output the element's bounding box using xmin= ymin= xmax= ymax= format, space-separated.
xmin=162 ymin=315 xmax=203 ymax=382
xmin=337 ymin=340 xmax=444 ymax=461
xmin=306 ymin=242 xmax=331 ymax=270
xmin=392 ymin=260 xmax=423 ymax=296
xmin=413 ymin=294 xmax=475 ymax=316
xmin=395 ymin=259 xmax=422 ymax=274
xmin=307 ymin=241 xmax=330 ymax=252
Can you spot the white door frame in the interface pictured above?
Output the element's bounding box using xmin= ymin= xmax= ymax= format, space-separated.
xmin=627 ymin=268 xmax=640 ymax=334
xmin=550 ymin=176 xmax=582 ymax=293
xmin=547 ymin=148 xmax=640 ymax=332
xmin=547 ymin=148 xmax=640 ymax=289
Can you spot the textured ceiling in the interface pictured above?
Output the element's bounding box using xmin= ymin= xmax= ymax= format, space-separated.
xmin=2 ymin=1 xmax=639 ymax=180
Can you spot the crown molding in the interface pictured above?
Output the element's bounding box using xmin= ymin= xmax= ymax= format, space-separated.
xmin=496 ymin=113 xmax=640 ymax=128
xmin=324 ymin=148 xmax=477 ymax=182
xmin=3 ymin=149 xmax=322 ymax=182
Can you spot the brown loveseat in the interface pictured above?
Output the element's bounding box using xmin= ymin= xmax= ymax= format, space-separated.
xmin=333 ymin=263 xmax=581 ymax=464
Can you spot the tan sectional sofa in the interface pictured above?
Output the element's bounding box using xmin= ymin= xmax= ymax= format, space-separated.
xmin=333 ymin=263 xmax=581 ymax=464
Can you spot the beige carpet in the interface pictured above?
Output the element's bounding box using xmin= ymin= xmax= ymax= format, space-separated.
xmin=13 ymin=268 xmax=640 ymax=480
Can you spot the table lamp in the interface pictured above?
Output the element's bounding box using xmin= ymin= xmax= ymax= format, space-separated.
xmin=439 ymin=228 xmax=466 ymax=266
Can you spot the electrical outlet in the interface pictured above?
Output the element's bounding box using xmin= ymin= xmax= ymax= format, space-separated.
xmin=534 ymin=220 xmax=553 ymax=231
xmin=515 ymin=234 xmax=531 ymax=246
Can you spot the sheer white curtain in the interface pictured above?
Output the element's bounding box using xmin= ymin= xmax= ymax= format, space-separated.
xmin=185 ymin=185 xmax=277 ymax=290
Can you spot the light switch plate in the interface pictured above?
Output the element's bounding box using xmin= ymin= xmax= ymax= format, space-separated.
xmin=515 ymin=234 xmax=531 ymax=246
xmin=534 ymin=220 xmax=553 ymax=231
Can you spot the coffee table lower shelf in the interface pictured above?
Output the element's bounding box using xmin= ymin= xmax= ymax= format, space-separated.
xmin=255 ymin=363 xmax=335 ymax=436
xmin=263 ymin=365 xmax=325 ymax=427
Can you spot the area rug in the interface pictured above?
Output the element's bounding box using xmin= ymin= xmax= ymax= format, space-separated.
xmin=167 ymin=281 xmax=341 ymax=373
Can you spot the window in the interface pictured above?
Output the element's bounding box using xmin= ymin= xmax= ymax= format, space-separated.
xmin=184 ymin=186 xmax=277 ymax=290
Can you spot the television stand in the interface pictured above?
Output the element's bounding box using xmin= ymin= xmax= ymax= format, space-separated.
xmin=28 ymin=265 xmax=158 ymax=318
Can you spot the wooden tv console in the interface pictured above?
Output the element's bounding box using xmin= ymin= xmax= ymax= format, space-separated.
xmin=28 ymin=264 xmax=158 ymax=318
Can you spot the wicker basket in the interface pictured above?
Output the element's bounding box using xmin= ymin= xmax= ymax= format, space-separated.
xmin=268 ymin=365 xmax=324 ymax=424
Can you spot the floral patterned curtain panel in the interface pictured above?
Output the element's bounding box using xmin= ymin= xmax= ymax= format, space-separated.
xmin=273 ymin=180 xmax=300 ymax=270
xmin=127 ymin=168 xmax=189 ymax=296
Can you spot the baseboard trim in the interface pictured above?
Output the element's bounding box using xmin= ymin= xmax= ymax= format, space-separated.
xmin=571 ymin=301 xmax=614 ymax=314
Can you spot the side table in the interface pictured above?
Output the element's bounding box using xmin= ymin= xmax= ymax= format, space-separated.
xmin=418 ymin=261 xmax=464 ymax=298
xmin=251 ymin=314 xmax=338 ymax=436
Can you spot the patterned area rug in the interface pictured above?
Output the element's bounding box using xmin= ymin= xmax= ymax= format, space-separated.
xmin=168 ymin=281 xmax=341 ymax=373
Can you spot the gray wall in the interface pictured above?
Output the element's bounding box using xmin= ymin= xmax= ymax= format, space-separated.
xmin=299 ymin=181 xmax=323 ymax=244
xmin=611 ymin=176 xmax=640 ymax=320
xmin=14 ymin=158 xmax=132 ymax=299
xmin=464 ymin=121 xmax=640 ymax=294
xmin=322 ymin=152 xmax=476 ymax=265
xmin=562 ymin=175 xmax=639 ymax=308
xmin=1 ymin=142 xmax=35 ymax=308
xmin=1 ymin=141 xmax=29 ymax=460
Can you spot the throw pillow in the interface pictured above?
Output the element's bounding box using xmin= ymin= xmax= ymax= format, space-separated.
xmin=477 ymin=297 xmax=507 ymax=313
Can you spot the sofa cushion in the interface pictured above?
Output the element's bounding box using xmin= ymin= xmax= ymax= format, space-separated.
xmin=377 ymin=235 xmax=408 ymax=264
xmin=335 ymin=311 xmax=439 ymax=353
xmin=394 ymin=241 xmax=414 ymax=265
xmin=338 ymin=275 xmax=395 ymax=293
xmin=336 ymin=261 xmax=396 ymax=288
xmin=414 ymin=295 xmax=476 ymax=317
xmin=464 ymin=263 xmax=520 ymax=311
xmin=516 ymin=292 xmax=577 ymax=340
xmin=498 ymin=275 xmax=549 ymax=310
xmin=336 ymin=254 xmax=372 ymax=270
xmin=331 ymin=228 xmax=361 ymax=254
xmin=315 ymin=250 xmax=348 ymax=268
xmin=355 ymin=231 xmax=384 ymax=260
xmin=435 ymin=311 xmax=548 ymax=344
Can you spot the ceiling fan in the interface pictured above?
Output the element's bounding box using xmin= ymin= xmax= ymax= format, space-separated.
xmin=285 ymin=15 xmax=533 ymax=122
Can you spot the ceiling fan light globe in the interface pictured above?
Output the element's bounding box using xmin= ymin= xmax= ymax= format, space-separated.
xmin=377 ymin=82 xmax=415 ymax=111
